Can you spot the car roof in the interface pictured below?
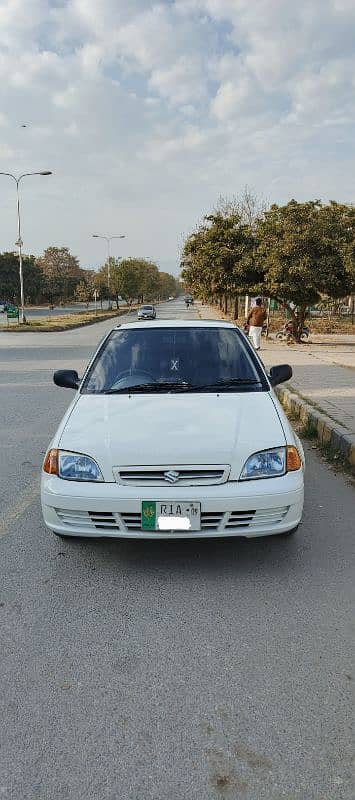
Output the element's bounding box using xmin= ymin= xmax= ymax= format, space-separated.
xmin=115 ymin=319 xmax=236 ymax=330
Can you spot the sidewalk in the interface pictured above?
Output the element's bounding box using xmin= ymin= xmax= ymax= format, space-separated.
xmin=198 ymin=303 xmax=355 ymax=464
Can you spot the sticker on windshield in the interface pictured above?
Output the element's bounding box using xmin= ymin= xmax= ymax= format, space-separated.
xmin=170 ymin=359 xmax=179 ymax=371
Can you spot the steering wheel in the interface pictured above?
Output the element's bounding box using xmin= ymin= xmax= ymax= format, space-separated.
xmin=108 ymin=369 xmax=156 ymax=391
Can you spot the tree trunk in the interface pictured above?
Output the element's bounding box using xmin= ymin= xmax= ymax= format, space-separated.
xmin=234 ymin=297 xmax=238 ymax=320
xmin=224 ymin=295 xmax=228 ymax=314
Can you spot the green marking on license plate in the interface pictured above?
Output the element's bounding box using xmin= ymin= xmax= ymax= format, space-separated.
xmin=141 ymin=501 xmax=156 ymax=530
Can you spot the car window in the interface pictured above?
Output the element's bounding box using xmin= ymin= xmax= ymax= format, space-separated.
xmin=82 ymin=327 xmax=266 ymax=393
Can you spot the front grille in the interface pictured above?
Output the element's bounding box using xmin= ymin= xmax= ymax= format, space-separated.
xmin=200 ymin=512 xmax=224 ymax=530
xmin=55 ymin=509 xmax=122 ymax=531
xmin=55 ymin=505 xmax=289 ymax=533
xmin=224 ymin=510 xmax=256 ymax=528
xmin=113 ymin=465 xmax=230 ymax=487
xmin=121 ymin=512 xmax=141 ymax=531
xmin=55 ymin=509 xmax=96 ymax=531
xmin=251 ymin=507 xmax=289 ymax=526
xmin=88 ymin=511 xmax=121 ymax=530
xmin=225 ymin=507 xmax=289 ymax=529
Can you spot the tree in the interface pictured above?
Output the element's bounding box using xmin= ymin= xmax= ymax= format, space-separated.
xmin=216 ymin=185 xmax=267 ymax=227
xmin=93 ymin=259 xmax=123 ymax=308
xmin=256 ymin=200 xmax=355 ymax=340
xmin=116 ymin=258 xmax=161 ymax=303
xmin=38 ymin=246 xmax=82 ymax=303
xmin=158 ymin=272 xmax=178 ymax=299
xmin=94 ymin=258 xmax=176 ymax=307
xmin=0 ymin=252 xmax=44 ymax=304
xmin=181 ymin=212 xmax=258 ymax=313
xmin=141 ymin=261 xmax=160 ymax=301
xmin=112 ymin=259 xmax=142 ymax=304
xmin=74 ymin=280 xmax=93 ymax=307
xmin=93 ymin=268 xmax=109 ymax=308
xmin=39 ymin=247 xmax=81 ymax=279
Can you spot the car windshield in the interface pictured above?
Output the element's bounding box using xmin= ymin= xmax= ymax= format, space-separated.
xmin=82 ymin=326 xmax=267 ymax=394
xmin=141 ymin=306 xmax=153 ymax=311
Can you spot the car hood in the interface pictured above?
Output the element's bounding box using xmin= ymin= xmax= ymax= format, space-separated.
xmin=58 ymin=392 xmax=285 ymax=481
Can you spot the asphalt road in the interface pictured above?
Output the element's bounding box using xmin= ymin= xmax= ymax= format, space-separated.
xmin=0 ymin=300 xmax=353 ymax=800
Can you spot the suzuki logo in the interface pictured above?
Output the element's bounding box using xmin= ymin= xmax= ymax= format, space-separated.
xmin=164 ymin=470 xmax=180 ymax=484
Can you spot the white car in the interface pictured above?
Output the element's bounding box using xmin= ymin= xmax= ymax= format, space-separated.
xmin=41 ymin=320 xmax=304 ymax=540
xmin=137 ymin=304 xmax=156 ymax=320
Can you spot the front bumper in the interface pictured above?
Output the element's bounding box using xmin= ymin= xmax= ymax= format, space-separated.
xmin=41 ymin=472 xmax=304 ymax=538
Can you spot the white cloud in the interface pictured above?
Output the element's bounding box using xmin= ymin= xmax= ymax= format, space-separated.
xmin=0 ymin=0 xmax=353 ymax=272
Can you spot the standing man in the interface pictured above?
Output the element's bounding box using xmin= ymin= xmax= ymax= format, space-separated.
xmin=246 ymin=297 xmax=267 ymax=350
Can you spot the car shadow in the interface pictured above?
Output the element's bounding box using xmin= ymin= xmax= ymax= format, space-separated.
xmin=61 ymin=527 xmax=306 ymax=584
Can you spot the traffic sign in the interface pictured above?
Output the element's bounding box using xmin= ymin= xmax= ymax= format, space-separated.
xmin=7 ymin=307 xmax=19 ymax=320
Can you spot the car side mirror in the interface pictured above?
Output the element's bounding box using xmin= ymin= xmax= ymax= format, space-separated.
xmin=269 ymin=364 xmax=292 ymax=387
xmin=53 ymin=369 xmax=80 ymax=389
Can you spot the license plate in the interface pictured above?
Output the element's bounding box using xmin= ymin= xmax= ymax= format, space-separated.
xmin=141 ymin=501 xmax=201 ymax=531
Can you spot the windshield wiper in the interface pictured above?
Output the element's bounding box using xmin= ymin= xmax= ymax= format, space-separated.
xmin=104 ymin=381 xmax=193 ymax=394
xmin=104 ymin=378 xmax=261 ymax=394
xmin=184 ymin=378 xmax=262 ymax=392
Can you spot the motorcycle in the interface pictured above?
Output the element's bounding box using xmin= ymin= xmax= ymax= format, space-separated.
xmin=276 ymin=321 xmax=310 ymax=343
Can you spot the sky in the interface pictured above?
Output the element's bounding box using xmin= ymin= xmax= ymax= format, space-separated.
xmin=0 ymin=0 xmax=354 ymax=275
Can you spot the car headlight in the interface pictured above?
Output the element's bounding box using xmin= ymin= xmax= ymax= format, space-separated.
xmin=240 ymin=446 xmax=302 ymax=480
xmin=43 ymin=449 xmax=103 ymax=481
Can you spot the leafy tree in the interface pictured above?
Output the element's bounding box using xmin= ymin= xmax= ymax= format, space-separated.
xmin=116 ymin=258 xmax=161 ymax=303
xmin=181 ymin=212 xmax=258 ymax=313
xmin=92 ymin=267 xmax=110 ymax=308
xmin=158 ymin=272 xmax=177 ymax=299
xmin=94 ymin=258 xmax=176 ymax=307
xmin=74 ymin=280 xmax=93 ymax=307
xmin=38 ymin=246 xmax=83 ymax=303
xmin=38 ymin=247 xmax=81 ymax=279
xmin=142 ymin=261 xmax=160 ymax=301
xmin=256 ymin=200 xmax=355 ymax=339
xmin=0 ymin=251 xmax=44 ymax=304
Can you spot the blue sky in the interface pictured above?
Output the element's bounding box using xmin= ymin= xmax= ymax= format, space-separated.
xmin=0 ymin=0 xmax=354 ymax=275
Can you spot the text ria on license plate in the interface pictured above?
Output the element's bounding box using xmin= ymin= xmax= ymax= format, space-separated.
xmin=141 ymin=501 xmax=201 ymax=531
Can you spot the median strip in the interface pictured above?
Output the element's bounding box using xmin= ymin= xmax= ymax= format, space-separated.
xmin=0 ymin=306 xmax=138 ymax=333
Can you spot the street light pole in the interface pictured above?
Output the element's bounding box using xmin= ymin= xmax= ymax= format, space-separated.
xmin=0 ymin=171 xmax=52 ymax=323
xmin=107 ymin=238 xmax=111 ymax=293
xmin=92 ymin=234 xmax=125 ymax=306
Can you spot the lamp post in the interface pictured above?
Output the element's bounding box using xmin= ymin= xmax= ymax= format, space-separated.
xmin=92 ymin=234 xmax=125 ymax=307
xmin=0 ymin=171 xmax=52 ymax=323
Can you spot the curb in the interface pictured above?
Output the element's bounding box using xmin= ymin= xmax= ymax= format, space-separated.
xmin=276 ymin=385 xmax=355 ymax=467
